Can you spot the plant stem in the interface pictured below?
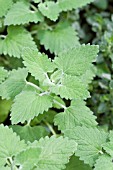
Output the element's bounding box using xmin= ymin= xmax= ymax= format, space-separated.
xmin=26 ymin=82 xmax=67 ymax=109
xmin=30 ymin=4 xmax=38 ymax=11
xmin=26 ymin=81 xmax=43 ymax=92
xmin=53 ymin=99 xmax=67 ymax=110
xmin=44 ymin=120 xmax=56 ymax=135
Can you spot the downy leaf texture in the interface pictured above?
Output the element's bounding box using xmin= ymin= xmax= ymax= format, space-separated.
xmin=57 ymin=0 xmax=94 ymax=11
xmin=4 ymin=1 xmax=43 ymax=25
xmin=0 ymin=0 xmax=13 ymax=17
xmin=50 ymin=74 xmax=90 ymax=100
xmin=94 ymin=154 xmax=113 ymax=170
xmin=0 ymin=67 xmax=8 ymax=84
xmin=28 ymin=136 xmax=77 ymax=170
xmin=54 ymin=44 xmax=99 ymax=76
xmin=11 ymin=90 xmax=53 ymax=124
xmin=38 ymin=1 xmax=60 ymax=21
xmin=37 ymin=22 xmax=79 ymax=55
xmin=0 ymin=124 xmax=26 ymax=167
xmin=22 ymin=48 xmax=55 ymax=82
xmin=64 ymin=126 xmax=108 ymax=166
xmin=54 ymin=99 xmax=97 ymax=132
xmin=0 ymin=26 xmax=37 ymax=58
xmin=0 ymin=68 xmax=28 ymax=100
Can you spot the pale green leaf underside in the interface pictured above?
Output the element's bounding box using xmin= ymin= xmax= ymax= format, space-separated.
xmin=57 ymin=0 xmax=94 ymax=11
xmin=38 ymin=1 xmax=60 ymax=21
xmin=0 ymin=68 xmax=28 ymax=100
xmin=38 ymin=22 xmax=79 ymax=55
xmin=0 ymin=26 xmax=37 ymax=58
xmin=54 ymin=100 xmax=97 ymax=132
xmin=0 ymin=124 xmax=26 ymax=167
xmin=65 ymin=156 xmax=92 ymax=170
xmin=64 ymin=127 xmax=108 ymax=166
xmin=50 ymin=74 xmax=90 ymax=100
xmin=0 ymin=0 xmax=13 ymax=17
xmin=54 ymin=44 xmax=99 ymax=76
xmin=11 ymin=90 xmax=53 ymax=124
xmin=0 ymin=67 xmax=8 ymax=84
xmin=11 ymin=125 xmax=49 ymax=142
xmin=4 ymin=1 xmax=43 ymax=25
xmin=22 ymin=48 xmax=55 ymax=82
xmin=29 ymin=136 xmax=77 ymax=170
xmin=94 ymin=155 xmax=113 ymax=170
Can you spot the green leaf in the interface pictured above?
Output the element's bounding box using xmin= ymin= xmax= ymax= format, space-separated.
xmin=11 ymin=125 xmax=49 ymax=142
xmin=54 ymin=100 xmax=97 ymax=132
xmin=31 ymin=109 xmax=57 ymax=125
xmin=57 ymin=0 xmax=94 ymax=11
xmin=22 ymin=48 xmax=55 ymax=82
xmin=38 ymin=1 xmax=60 ymax=21
xmin=0 ymin=26 xmax=37 ymax=58
xmin=0 ymin=124 xmax=26 ymax=167
xmin=0 ymin=67 xmax=8 ymax=83
xmin=30 ymin=136 xmax=77 ymax=170
xmin=64 ymin=127 xmax=108 ymax=166
xmin=0 ymin=68 xmax=28 ymax=100
xmin=0 ymin=0 xmax=13 ymax=17
xmin=0 ymin=167 xmax=11 ymax=170
xmin=15 ymin=147 xmax=42 ymax=170
xmin=65 ymin=156 xmax=92 ymax=170
xmin=50 ymin=74 xmax=90 ymax=100
xmin=54 ymin=45 xmax=99 ymax=76
xmin=11 ymin=90 xmax=53 ymax=124
xmin=33 ymin=0 xmax=40 ymax=3
xmin=37 ymin=22 xmax=79 ymax=55
xmin=109 ymin=130 xmax=113 ymax=142
xmin=102 ymin=142 xmax=113 ymax=157
xmin=5 ymin=1 xmax=43 ymax=25
xmin=94 ymin=155 xmax=113 ymax=170
xmin=0 ymin=99 xmax=12 ymax=123
xmin=53 ymin=95 xmax=66 ymax=109
xmin=80 ymin=65 xmax=97 ymax=85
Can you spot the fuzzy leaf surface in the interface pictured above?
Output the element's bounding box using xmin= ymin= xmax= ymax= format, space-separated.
xmin=23 ymin=48 xmax=55 ymax=82
xmin=54 ymin=100 xmax=97 ymax=132
xmin=0 ymin=124 xmax=26 ymax=167
xmin=94 ymin=155 xmax=113 ymax=170
xmin=50 ymin=74 xmax=90 ymax=100
xmin=0 ymin=26 xmax=37 ymax=58
xmin=64 ymin=127 xmax=108 ymax=166
xmin=5 ymin=1 xmax=43 ymax=25
xmin=38 ymin=1 xmax=60 ymax=21
xmin=0 ymin=0 xmax=13 ymax=17
xmin=54 ymin=45 xmax=99 ymax=76
xmin=30 ymin=136 xmax=77 ymax=170
xmin=38 ymin=22 xmax=79 ymax=55
xmin=0 ymin=68 xmax=28 ymax=100
xmin=11 ymin=90 xmax=53 ymax=124
xmin=57 ymin=0 xmax=94 ymax=11
xmin=0 ymin=67 xmax=8 ymax=84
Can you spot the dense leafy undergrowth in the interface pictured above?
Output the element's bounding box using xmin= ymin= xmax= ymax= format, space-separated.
xmin=0 ymin=0 xmax=113 ymax=169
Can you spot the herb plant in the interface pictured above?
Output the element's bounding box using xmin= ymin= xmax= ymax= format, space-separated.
xmin=0 ymin=0 xmax=113 ymax=170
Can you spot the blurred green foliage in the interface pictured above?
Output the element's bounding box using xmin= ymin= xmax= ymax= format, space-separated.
xmin=74 ymin=0 xmax=113 ymax=129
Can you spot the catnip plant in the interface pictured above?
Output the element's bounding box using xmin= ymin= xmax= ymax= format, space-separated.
xmin=0 ymin=0 xmax=113 ymax=170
